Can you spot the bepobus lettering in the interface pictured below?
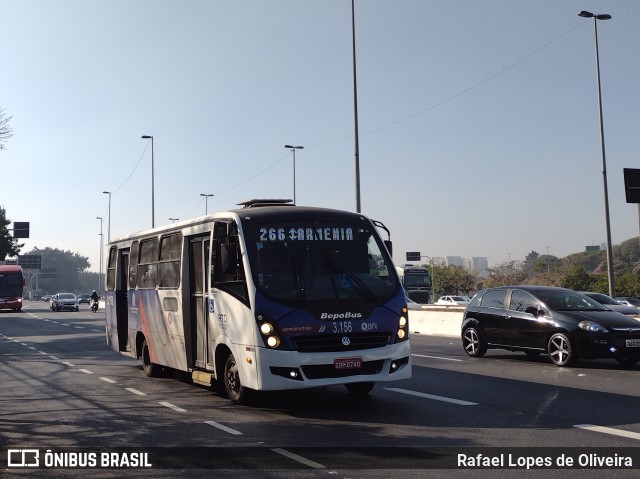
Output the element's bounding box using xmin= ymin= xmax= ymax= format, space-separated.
xmin=320 ymin=312 xmax=362 ymax=320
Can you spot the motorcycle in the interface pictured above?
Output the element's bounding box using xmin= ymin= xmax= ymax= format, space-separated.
xmin=90 ymin=298 xmax=99 ymax=312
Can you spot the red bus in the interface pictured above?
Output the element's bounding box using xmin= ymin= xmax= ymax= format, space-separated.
xmin=0 ymin=264 xmax=26 ymax=311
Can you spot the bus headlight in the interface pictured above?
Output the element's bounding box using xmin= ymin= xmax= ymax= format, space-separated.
xmin=258 ymin=320 xmax=281 ymax=349
xmin=260 ymin=322 xmax=274 ymax=335
xmin=397 ymin=308 xmax=409 ymax=342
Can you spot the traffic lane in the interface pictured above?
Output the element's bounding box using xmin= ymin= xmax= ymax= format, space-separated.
xmin=404 ymin=337 xmax=640 ymax=444
xmin=5 ymin=310 xmax=640 ymax=450
xmin=410 ymin=333 xmax=640 ymax=396
xmin=3 ymin=319 xmax=640 ymax=479
xmin=2 ymin=310 xmax=433 ymax=450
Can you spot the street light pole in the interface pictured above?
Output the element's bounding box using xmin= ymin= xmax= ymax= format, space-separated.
xmin=169 ymin=217 xmax=179 ymax=223
xmin=141 ymin=135 xmax=155 ymax=228
xmin=102 ymin=191 xmax=111 ymax=243
xmin=351 ymin=0 xmax=361 ymax=213
xmin=96 ymin=216 xmax=103 ymax=294
xmin=284 ymin=145 xmax=303 ymax=204
xmin=579 ymin=10 xmax=614 ymax=296
xmin=200 ymin=193 xmax=214 ymax=214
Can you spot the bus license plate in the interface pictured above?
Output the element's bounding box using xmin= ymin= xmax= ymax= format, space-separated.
xmin=626 ymin=339 xmax=640 ymax=347
xmin=334 ymin=357 xmax=362 ymax=370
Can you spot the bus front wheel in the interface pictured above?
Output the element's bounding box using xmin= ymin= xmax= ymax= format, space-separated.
xmin=223 ymin=353 xmax=250 ymax=405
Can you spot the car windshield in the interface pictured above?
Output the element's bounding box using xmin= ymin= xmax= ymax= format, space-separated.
xmin=535 ymin=289 xmax=607 ymax=312
xmin=245 ymin=220 xmax=399 ymax=303
xmin=59 ymin=293 xmax=75 ymax=300
xmin=452 ymin=296 xmax=466 ymax=301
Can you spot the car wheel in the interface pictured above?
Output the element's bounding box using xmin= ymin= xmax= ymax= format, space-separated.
xmin=548 ymin=333 xmax=576 ymax=367
xmin=462 ymin=326 xmax=487 ymax=357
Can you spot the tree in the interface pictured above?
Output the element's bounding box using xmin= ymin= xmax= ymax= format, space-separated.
xmin=525 ymin=251 xmax=540 ymax=261
xmin=431 ymin=265 xmax=476 ymax=297
xmin=560 ymin=264 xmax=594 ymax=292
xmin=485 ymin=260 xmax=527 ymax=287
xmin=0 ymin=208 xmax=24 ymax=260
xmin=24 ymin=247 xmax=91 ymax=293
xmin=0 ymin=107 xmax=13 ymax=150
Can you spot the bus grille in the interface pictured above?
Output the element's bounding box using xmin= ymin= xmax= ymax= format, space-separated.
xmin=292 ymin=333 xmax=390 ymax=353
xmin=302 ymin=360 xmax=384 ymax=379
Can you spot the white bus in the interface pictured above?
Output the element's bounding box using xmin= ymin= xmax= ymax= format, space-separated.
xmin=105 ymin=200 xmax=411 ymax=404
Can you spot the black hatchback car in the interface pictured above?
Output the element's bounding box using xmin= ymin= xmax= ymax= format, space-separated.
xmin=461 ymin=286 xmax=640 ymax=367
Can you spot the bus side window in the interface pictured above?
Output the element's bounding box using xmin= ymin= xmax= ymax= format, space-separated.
xmin=106 ymin=247 xmax=117 ymax=290
xmin=136 ymin=238 xmax=158 ymax=289
xmin=129 ymin=241 xmax=139 ymax=289
xmin=213 ymin=221 xmax=248 ymax=303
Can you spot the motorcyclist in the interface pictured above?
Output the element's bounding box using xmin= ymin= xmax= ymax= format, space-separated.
xmin=90 ymin=290 xmax=99 ymax=302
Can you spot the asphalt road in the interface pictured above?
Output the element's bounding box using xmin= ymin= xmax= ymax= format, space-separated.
xmin=1 ymin=301 xmax=639 ymax=478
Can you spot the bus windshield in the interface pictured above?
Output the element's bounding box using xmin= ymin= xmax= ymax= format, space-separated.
xmin=245 ymin=221 xmax=399 ymax=303
xmin=0 ymin=273 xmax=23 ymax=297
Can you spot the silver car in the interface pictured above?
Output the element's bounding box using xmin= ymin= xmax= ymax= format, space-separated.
xmin=50 ymin=293 xmax=79 ymax=312
xmin=582 ymin=292 xmax=640 ymax=316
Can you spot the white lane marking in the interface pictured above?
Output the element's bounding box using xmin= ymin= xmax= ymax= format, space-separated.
xmin=204 ymin=421 xmax=243 ymax=436
xmin=28 ymin=347 xmax=36 ymax=350
xmin=78 ymin=369 xmax=94 ymax=374
xmin=62 ymin=361 xmax=75 ymax=367
xmin=386 ymin=387 xmax=478 ymax=406
xmin=159 ymin=401 xmax=186 ymax=413
xmin=20 ymin=342 xmax=28 ymax=346
xmin=38 ymin=351 xmax=47 ymax=355
xmin=51 ymin=321 xmax=59 ymax=324
xmin=60 ymin=324 xmax=71 ymax=327
xmin=49 ymin=355 xmax=60 ymax=360
xmin=90 ymin=329 xmax=102 ymax=333
xmin=575 ymin=424 xmax=640 ymax=441
xmin=271 ymin=448 xmax=325 ymax=469
xmin=126 ymin=388 xmax=147 ymax=396
xmin=412 ymin=353 xmax=463 ymax=362
xmin=74 ymin=326 xmax=84 ymax=330
xmin=100 ymin=377 xmax=117 ymax=384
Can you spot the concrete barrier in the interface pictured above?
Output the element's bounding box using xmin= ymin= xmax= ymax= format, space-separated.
xmin=408 ymin=306 xmax=463 ymax=338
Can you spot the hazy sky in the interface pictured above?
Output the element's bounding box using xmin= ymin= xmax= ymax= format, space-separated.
xmin=2 ymin=0 xmax=640 ymax=275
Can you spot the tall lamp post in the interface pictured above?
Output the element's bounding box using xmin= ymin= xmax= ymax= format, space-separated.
xmin=169 ymin=217 xmax=179 ymax=223
xmin=103 ymin=191 xmax=111 ymax=243
xmin=96 ymin=216 xmax=103 ymax=294
xmin=284 ymin=145 xmax=303 ymax=204
xmin=579 ymin=10 xmax=615 ymax=296
xmin=200 ymin=193 xmax=214 ymax=214
xmin=351 ymin=0 xmax=361 ymax=213
xmin=141 ymin=135 xmax=155 ymax=228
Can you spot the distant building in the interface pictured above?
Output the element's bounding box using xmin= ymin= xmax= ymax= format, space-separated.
xmin=432 ymin=256 xmax=489 ymax=278
xmin=465 ymin=257 xmax=489 ymax=278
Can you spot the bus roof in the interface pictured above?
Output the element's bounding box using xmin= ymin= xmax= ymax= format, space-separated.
xmin=0 ymin=264 xmax=24 ymax=274
xmin=109 ymin=204 xmax=372 ymax=245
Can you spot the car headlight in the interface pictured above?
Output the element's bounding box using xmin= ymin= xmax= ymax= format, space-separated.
xmin=578 ymin=321 xmax=608 ymax=333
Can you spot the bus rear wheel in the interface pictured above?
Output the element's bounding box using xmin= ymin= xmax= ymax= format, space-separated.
xmin=224 ymin=353 xmax=250 ymax=405
xmin=345 ymin=382 xmax=375 ymax=395
xmin=142 ymin=339 xmax=160 ymax=377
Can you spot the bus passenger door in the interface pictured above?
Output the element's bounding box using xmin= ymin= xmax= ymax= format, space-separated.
xmin=116 ymin=250 xmax=130 ymax=352
xmin=189 ymin=236 xmax=210 ymax=369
